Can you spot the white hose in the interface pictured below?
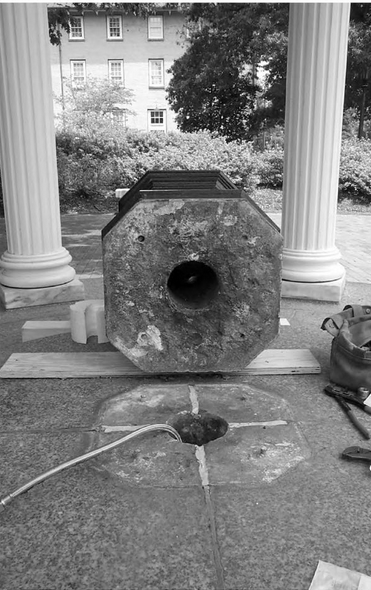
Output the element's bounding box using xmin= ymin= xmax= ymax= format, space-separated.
xmin=0 ymin=424 xmax=181 ymax=510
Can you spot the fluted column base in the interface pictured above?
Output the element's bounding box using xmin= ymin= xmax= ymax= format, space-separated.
xmin=0 ymin=248 xmax=76 ymax=289
xmin=0 ymin=277 xmax=85 ymax=310
xmin=282 ymin=271 xmax=346 ymax=303
xmin=282 ymin=246 xmax=345 ymax=283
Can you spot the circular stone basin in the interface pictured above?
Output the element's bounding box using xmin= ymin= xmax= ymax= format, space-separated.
xmin=167 ymin=409 xmax=228 ymax=446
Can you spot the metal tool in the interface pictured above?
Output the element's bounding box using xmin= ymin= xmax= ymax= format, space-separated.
xmin=335 ymin=396 xmax=370 ymax=439
xmin=342 ymin=446 xmax=371 ymax=471
xmin=324 ymin=383 xmax=371 ymax=414
xmin=324 ymin=383 xmax=371 ymax=439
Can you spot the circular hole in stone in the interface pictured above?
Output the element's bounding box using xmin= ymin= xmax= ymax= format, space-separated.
xmin=167 ymin=410 xmax=228 ymax=446
xmin=167 ymin=261 xmax=219 ymax=310
xmin=137 ymin=235 xmax=145 ymax=242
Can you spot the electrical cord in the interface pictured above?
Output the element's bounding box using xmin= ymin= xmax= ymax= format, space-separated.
xmin=0 ymin=423 xmax=181 ymax=511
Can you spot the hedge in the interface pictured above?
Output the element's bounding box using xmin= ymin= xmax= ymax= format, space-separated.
xmin=56 ymin=129 xmax=260 ymax=201
xmin=338 ymin=138 xmax=371 ymax=201
xmin=2 ymin=130 xmax=371 ymax=214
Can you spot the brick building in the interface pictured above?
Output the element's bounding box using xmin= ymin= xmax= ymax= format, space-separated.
xmin=49 ymin=6 xmax=187 ymax=132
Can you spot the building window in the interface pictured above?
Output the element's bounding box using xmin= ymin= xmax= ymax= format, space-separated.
xmin=69 ymin=16 xmax=84 ymax=40
xmin=111 ymin=109 xmax=127 ymax=127
xmin=108 ymin=60 xmax=124 ymax=84
xmin=148 ymin=109 xmax=166 ymax=131
xmin=107 ymin=15 xmax=122 ymax=40
xmin=70 ymin=60 xmax=86 ymax=84
xmin=148 ymin=15 xmax=164 ymax=40
xmin=148 ymin=59 xmax=164 ymax=87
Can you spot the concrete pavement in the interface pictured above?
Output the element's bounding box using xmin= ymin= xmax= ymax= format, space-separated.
xmin=1 ymin=211 xmax=371 ymax=589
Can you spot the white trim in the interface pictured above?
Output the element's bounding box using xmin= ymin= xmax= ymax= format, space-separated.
xmin=148 ymin=109 xmax=166 ymax=131
xmin=70 ymin=60 xmax=86 ymax=84
xmin=107 ymin=15 xmax=123 ymax=40
xmin=148 ymin=59 xmax=164 ymax=88
xmin=108 ymin=59 xmax=124 ymax=84
xmin=69 ymin=16 xmax=84 ymax=40
xmin=148 ymin=15 xmax=164 ymax=40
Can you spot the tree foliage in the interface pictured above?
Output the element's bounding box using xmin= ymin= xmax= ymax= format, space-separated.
xmin=344 ymin=4 xmax=371 ymax=127
xmin=55 ymin=76 xmax=134 ymax=131
xmin=168 ymin=3 xmax=371 ymax=141
xmin=167 ymin=30 xmax=257 ymax=141
xmin=167 ymin=3 xmax=289 ymax=141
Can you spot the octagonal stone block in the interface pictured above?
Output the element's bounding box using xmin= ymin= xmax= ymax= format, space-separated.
xmin=102 ymin=171 xmax=282 ymax=373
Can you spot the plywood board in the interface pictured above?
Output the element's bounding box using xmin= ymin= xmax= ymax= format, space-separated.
xmin=0 ymin=349 xmax=320 ymax=379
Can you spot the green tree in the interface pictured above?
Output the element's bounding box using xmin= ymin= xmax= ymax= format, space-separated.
xmin=344 ymin=4 xmax=371 ymax=138
xmin=167 ymin=31 xmax=257 ymax=141
xmin=55 ymin=76 xmax=134 ymax=131
xmin=167 ymin=3 xmax=289 ymax=141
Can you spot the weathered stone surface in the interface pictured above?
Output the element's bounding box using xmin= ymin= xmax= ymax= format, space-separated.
xmin=86 ymin=382 xmax=310 ymax=487
xmin=102 ymin=171 xmax=282 ymax=372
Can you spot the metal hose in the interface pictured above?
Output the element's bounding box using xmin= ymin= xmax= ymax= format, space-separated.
xmin=0 ymin=424 xmax=181 ymax=511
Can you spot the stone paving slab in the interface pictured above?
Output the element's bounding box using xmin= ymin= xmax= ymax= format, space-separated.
xmin=212 ymin=474 xmax=371 ymax=590
xmin=205 ymin=420 xmax=309 ymax=486
xmin=88 ymin=383 xmax=309 ymax=488
xmin=0 ymin=446 xmax=217 ymax=590
xmin=61 ymin=213 xmax=111 ymax=279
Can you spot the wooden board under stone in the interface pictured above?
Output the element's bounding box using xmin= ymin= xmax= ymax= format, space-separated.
xmin=0 ymin=349 xmax=320 ymax=379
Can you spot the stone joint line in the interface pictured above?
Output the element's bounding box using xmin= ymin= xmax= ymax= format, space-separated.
xmin=97 ymin=387 xmax=291 ymax=590
xmin=187 ymin=386 xmax=225 ymax=590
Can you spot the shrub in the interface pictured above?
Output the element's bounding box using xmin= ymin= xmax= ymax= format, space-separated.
xmin=339 ymin=138 xmax=371 ymax=200
xmin=55 ymin=128 xmax=260 ymax=201
xmin=255 ymin=146 xmax=284 ymax=188
xmin=3 ymin=126 xmax=371 ymax=217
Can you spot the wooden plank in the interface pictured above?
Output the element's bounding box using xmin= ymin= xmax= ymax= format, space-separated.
xmin=22 ymin=321 xmax=71 ymax=342
xmin=242 ymin=349 xmax=320 ymax=375
xmin=0 ymin=349 xmax=320 ymax=379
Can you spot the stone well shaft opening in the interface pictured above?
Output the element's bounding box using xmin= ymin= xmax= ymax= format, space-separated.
xmin=167 ymin=410 xmax=229 ymax=446
xmin=167 ymin=261 xmax=219 ymax=310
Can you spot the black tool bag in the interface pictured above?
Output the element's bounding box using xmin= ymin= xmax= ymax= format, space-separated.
xmin=322 ymin=305 xmax=371 ymax=390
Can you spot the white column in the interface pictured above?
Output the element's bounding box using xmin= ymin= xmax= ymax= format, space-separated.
xmin=0 ymin=3 xmax=84 ymax=308
xmin=281 ymin=3 xmax=350 ymax=302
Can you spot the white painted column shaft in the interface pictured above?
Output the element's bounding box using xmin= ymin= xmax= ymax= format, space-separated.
xmin=281 ymin=3 xmax=350 ymax=285
xmin=0 ymin=3 xmax=75 ymax=288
